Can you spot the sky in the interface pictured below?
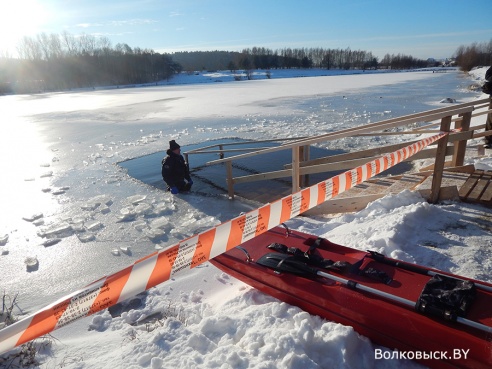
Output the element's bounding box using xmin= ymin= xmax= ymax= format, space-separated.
xmin=0 ymin=0 xmax=491 ymax=60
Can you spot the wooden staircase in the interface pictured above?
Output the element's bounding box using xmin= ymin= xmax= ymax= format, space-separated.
xmin=306 ymin=165 xmax=492 ymax=216
xmin=458 ymin=170 xmax=492 ymax=205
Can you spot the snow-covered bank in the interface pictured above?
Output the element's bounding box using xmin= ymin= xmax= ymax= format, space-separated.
xmin=0 ymin=67 xmax=491 ymax=368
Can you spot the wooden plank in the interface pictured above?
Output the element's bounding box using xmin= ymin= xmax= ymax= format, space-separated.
xmin=386 ymin=174 xmax=426 ymax=193
xmin=481 ymin=180 xmax=492 ymax=202
xmin=336 ymin=180 xmax=397 ymax=198
xmin=417 ymin=169 xmax=469 ymax=194
xmin=305 ymin=194 xmax=385 ymax=216
xmin=233 ymin=168 xmax=292 ymax=184
xmin=226 ymin=161 xmax=234 ymax=199
xmin=300 ymin=144 xmax=310 ymax=187
xmin=368 ymin=178 xmax=403 ymax=185
xmin=292 ymin=146 xmax=300 ymax=193
xmin=438 ymin=171 xmax=470 ymax=189
xmin=442 ymin=165 xmax=476 ymax=174
xmin=468 ymin=176 xmax=489 ymax=201
xmin=452 ymin=111 xmax=471 ymax=167
xmin=476 ymin=172 xmax=492 ymax=202
xmin=458 ymin=171 xmax=483 ymax=198
xmin=429 ymin=116 xmax=452 ymax=203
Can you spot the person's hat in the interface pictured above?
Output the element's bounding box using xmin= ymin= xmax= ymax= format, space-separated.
xmin=169 ymin=140 xmax=180 ymax=150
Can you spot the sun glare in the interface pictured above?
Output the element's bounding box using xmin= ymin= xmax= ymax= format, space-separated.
xmin=0 ymin=0 xmax=48 ymax=54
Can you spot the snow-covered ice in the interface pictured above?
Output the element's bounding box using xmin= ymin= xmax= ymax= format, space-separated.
xmin=0 ymin=66 xmax=491 ymax=368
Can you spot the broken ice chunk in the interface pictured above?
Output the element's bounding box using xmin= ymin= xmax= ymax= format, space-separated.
xmin=77 ymin=233 xmax=95 ymax=243
xmin=143 ymin=228 xmax=166 ymax=240
xmin=134 ymin=202 xmax=152 ymax=215
xmin=119 ymin=246 xmax=131 ymax=255
xmin=38 ymin=222 xmax=72 ymax=238
xmin=117 ymin=207 xmax=137 ymax=222
xmin=81 ymin=203 xmax=99 ymax=211
xmin=149 ymin=217 xmax=170 ymax=230
xmin=25 ymin=256 xmax=39 ymax=270
xmin=98 ymin=205 xmax=110 ymax=214
xmin=106 ymin=176 xmax=120 ymax=184
xmin=152 ymin=202 xmax=175 ymax=215
xmin=83 ymin=194 xmax=113 ymax=209
xmin=181 ymin=216 xmax=196 ymax=228
xmin=33 ymin=219 xmax=44 ymax=226
xmin=126 ymin=194 xmax=147 ymax=205
xmin=86 ymin=221 xmax=103 ymax=231
xmin=71 ymin=222 xmax=85 ymax=232
xmin=23 ymin=213 xmax=44 ymax=222
xmin=133 ymin=221 xmax=148 ymax=231
xmin=41 ymin=238 xmax=61 ymax=247
xmin=0 ymin=234 xmax=8 ymax=245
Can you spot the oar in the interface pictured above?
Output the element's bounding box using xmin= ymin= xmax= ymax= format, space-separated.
xmin=258 ymin=253 xmax=492 ymax=334
xmin=367 ymin=250 xmax=492 ymax=293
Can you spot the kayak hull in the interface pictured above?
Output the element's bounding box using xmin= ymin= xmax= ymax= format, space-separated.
xmin=210 ymin=226 xmax=492 ymax=369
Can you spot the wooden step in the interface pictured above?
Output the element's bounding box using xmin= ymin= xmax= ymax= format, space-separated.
xmin=461 ymin=170 xmax=492 ymax=203
xmin=386 ymin=174 xmax=427 ymax=193
xmin=458 ymin=170 xmax=484 ymax=198
xmin=336 ymin=178 xmax=398 ymax=198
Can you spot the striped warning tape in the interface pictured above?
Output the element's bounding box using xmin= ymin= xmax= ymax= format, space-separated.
xmin=0 ymin=131 xmax=447 ymax=355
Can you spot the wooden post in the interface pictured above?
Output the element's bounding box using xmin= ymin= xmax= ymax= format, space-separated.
xmin=219 ymin=144 xmax=224 ymax=159
xmin=226 ymin=161 xmax=234 ymax=199
xmin=299 ymin=145 xmax=305 ymax=187
xmin=452 ymin=111 xmax=471 ymax=167
xmin=430 ymin=116 xmax=451 ymax=203
xmin=292 ymin=146 xmax=300 ymax=193
xmin=299 ymin=145 xmax=310 ymax=187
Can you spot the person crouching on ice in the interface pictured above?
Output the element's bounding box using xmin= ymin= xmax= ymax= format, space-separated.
xmin=162 ymin=140 xmax=193 ymax=194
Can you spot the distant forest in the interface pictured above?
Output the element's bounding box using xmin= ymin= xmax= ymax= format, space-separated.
xmin=0 ymin=31 xmax=491 ymax=95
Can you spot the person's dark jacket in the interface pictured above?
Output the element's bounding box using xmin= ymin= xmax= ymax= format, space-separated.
xmin=486 ymin=66 xmax=492 ymax=82
xmin=482 ymin=66 xmax=492 ymax=95
xmin=162 ymin=149 xmax=191 ymax=188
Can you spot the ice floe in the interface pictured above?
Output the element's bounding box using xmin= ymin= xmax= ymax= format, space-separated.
xmin=24 ymin=256 xmax=39 ymax=271
xmin=0 ymin=234 xmax=8 ymax=245
xmin=40 ymin=238 xmax=62 ymax=247
xmin=22 ymin=213 xmax=44 ymax=222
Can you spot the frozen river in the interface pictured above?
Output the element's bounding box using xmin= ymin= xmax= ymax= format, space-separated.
xmin=0 ymin=68 xmax=481 ymax=314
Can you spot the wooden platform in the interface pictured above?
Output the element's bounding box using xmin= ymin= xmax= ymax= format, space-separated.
xmin=306 ymin=166 xmax=492 ymax=216
xmin=458 ymin=170 xmax=492 ymax=204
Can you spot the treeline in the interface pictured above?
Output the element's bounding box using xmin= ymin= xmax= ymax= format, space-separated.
xmin=454 ymin=39 xmax=492 ymax=71
xmin=171 ymin=47 xmax=430 ymax=72
xmin=0 ymin=32 xmax=181 ymax=94
xmin=4 ymin=31 xmax=479 ymax=95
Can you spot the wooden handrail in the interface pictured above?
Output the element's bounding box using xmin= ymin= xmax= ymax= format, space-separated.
xmin=284 ymin=131 xmax=473 ymax=169
xmin=234 ymin=132 xmax=473 ymax=185
xmin=206 ymin=104 xmax=477 ymax=166
xmin=192 ymin=97 xmax=490 ymax=200
xmin=184 ymin=137 xmax=308 ymax=155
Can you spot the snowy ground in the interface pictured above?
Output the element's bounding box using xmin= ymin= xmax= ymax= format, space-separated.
xmin=0 ymin=67 xmax=491 ymax=369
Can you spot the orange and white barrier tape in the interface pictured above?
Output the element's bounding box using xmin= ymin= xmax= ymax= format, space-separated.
xmin=0 ymin=131 xmax=447 ymax=355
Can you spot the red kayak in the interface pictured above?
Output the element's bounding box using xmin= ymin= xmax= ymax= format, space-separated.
xmin=210 ymin=225 xmax=492 ymax=369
